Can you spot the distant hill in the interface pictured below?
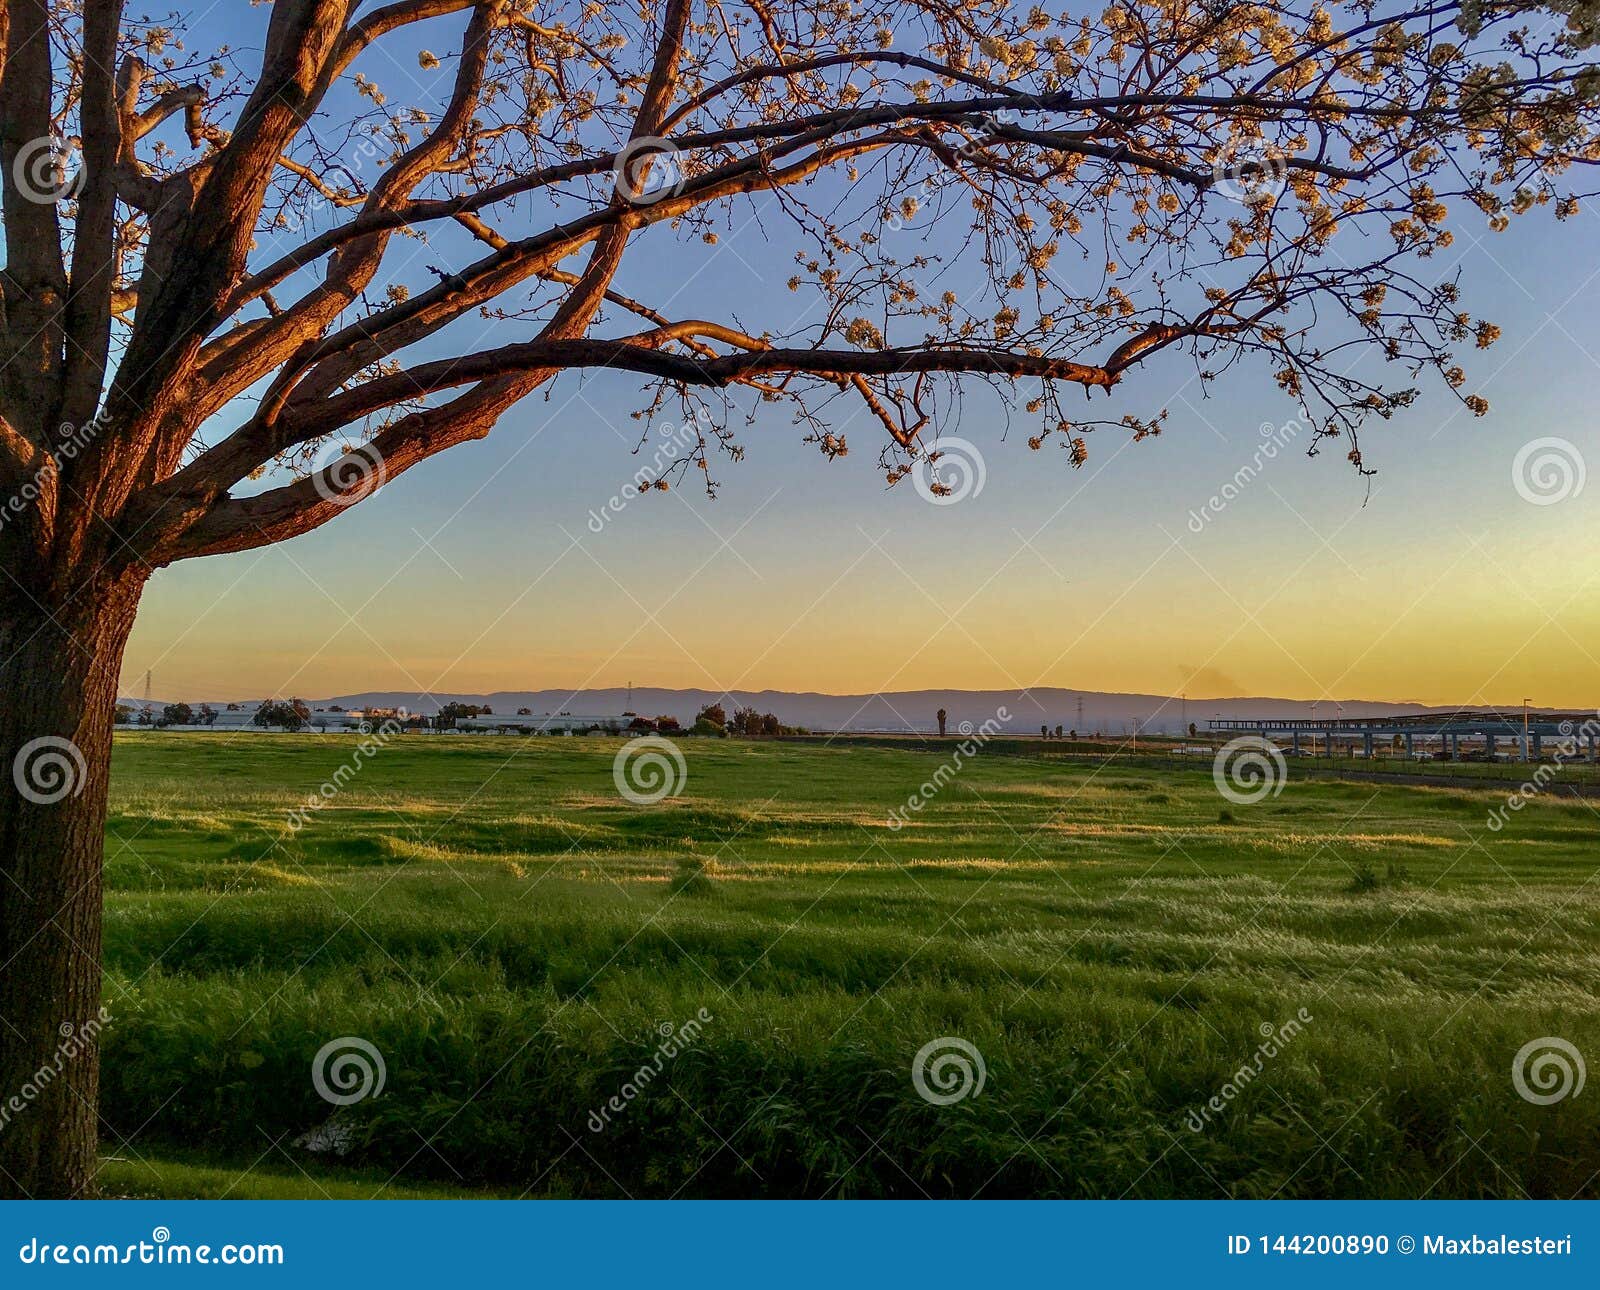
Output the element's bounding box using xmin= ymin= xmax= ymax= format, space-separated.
xmin=114 ymin=686 xmax=1532 ymax=735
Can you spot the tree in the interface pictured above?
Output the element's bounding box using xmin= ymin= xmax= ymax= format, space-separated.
xmin=252 ymin=699 xmax=308 ymax=730
xmin=0 ymin=0 xmax=1595 ymax=1199
xmin=435 ymin=701 xmax=483 ymax=728
xmin=197 ymin=703 xmax=217 ymax=727
xmin=157 ymin=701 xmax=192 ymax=727
xmin=696 ymin=704 xmax=728 ymax=732
xmin=937 ymin=708 xmax=948 ymax=737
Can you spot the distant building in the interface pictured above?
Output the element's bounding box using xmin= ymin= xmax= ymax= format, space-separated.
xmin=455 ymin=713 xmax=633 ymax=735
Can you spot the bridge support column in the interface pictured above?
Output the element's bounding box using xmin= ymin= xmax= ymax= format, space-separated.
xmin=1532 ymin=732 xmax=1542 ymax=759
xmin=1364 ymin=733 xmax=1373 ymax=759
xmin=1404 ymin=733 xmax=1414 ymax=759
xmin=1292 ymin=732 xmax=1300 ymax=755
xmin=1485 ymin=734 xmax=1494 ymax=758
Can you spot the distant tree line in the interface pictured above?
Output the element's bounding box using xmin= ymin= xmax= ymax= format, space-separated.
xmin=111 ymin=697 xmax=802 ymax=736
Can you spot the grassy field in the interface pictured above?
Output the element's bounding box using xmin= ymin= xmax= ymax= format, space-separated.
xmin=95 ymin=731 xmax=1600 ymax=1199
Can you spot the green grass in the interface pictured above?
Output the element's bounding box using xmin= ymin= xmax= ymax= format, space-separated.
xmin=96 ymin=731 xmax=1600 ymax=1198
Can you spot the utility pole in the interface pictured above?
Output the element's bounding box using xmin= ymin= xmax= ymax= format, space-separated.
xmin=1523 ymin=697 xmax=1531 ymax=762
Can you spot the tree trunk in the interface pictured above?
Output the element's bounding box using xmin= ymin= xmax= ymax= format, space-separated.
xmin=0 ymin=573 xmax=143 ymax=1198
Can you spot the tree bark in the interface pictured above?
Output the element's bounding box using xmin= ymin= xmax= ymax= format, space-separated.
xmin=0 ymin=572 xmax=143 ymax=1198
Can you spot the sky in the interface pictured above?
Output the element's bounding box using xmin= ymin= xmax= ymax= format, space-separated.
xmin=119 ymin=10 xmax=1600 ymax=710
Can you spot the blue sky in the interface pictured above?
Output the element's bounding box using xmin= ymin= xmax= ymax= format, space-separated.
xmin=122 ymin=5 xmax=1600 ymax=707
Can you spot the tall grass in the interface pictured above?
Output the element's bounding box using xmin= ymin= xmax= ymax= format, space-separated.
xmin=97 ymin=733 xmax=1600 ymax=1197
